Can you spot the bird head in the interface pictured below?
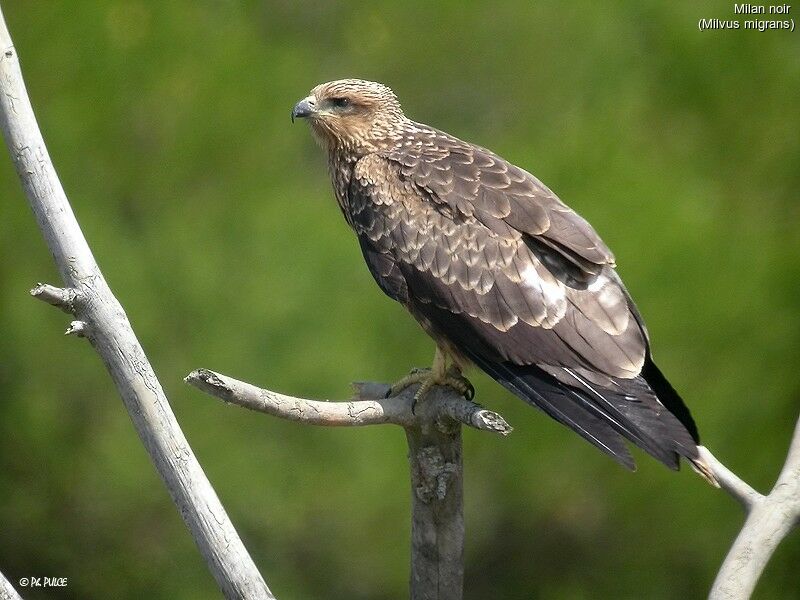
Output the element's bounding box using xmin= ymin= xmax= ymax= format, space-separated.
xmin=292 ymin=79 xmax=406 ymax=155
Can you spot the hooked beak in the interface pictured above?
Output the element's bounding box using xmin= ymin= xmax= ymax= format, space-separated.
xmin=291 ymin=96 xmax=316 ymax=122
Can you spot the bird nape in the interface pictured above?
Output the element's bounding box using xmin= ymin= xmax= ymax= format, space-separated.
xmin=291 ymin=78 xmax=716 ymax=484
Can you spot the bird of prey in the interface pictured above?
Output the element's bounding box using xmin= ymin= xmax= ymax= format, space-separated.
xmin=292 ymin=79 xmax=715 ymax=481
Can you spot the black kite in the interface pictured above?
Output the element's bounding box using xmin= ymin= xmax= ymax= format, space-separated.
xmin=292 ymin=79 xmax=714 ymax=481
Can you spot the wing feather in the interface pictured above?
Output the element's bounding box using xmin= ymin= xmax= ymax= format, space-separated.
xmin=346 ymin=137 xmax=699 ymax=470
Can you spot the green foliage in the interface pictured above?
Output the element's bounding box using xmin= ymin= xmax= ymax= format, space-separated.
xmin=0 ymin=1 xmax=798 ymax=598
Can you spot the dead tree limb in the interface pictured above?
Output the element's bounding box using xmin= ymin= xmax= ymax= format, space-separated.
xmin=187 ymin=369 xmax=512 ymax=600
xmin=0 ymin=7 xmax=273 ymax=599
xmin=0 ymin=570 xmax=22 ymax=600
xmin=185 ymin=369 xmax=511 ymax=434
xmin=707 ymin=419 xmax=800 ymax=599
xmin=697 ymin=446 xmax=762 ymax=512
xmin=3 ymin=1 xmax=795 ymax=597
xmin=188 ymin=369 xmax=799 ymax=599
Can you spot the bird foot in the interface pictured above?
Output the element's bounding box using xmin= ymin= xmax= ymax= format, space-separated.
xmin=387 ymin=367 xmax=474 ymax=413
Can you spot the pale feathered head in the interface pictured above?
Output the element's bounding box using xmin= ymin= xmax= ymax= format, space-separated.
xmin=292 ymin=79 xmax=406 ymax=153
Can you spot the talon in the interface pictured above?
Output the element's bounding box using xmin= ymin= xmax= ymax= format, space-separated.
xmin=441 ymin=373 xmax=474 ymax=401
xmin=387 ymin=348 xmax=474 ymax=407
xmin=464 ymin=381 xmax=475 ymax=401
xmin=446 ymin=365 xmax=474 ymax=400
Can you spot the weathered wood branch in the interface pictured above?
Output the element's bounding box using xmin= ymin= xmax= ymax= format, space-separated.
xmin=187 ymin=369 xmax=512 ymax=600
xmin=188 ymin=367 xmax=800 ymax=600
xmin=697 ymin=446 xmax=762 ymax=511
xmin=0 ymin=7 xmax=273 ymax=599
xmin=709 ymin=418 xmax=800 ymax=599
xmin=185 ymin=369 xmax=512 ymax=435
xmin=404 ymin=420 xmax=464 ymax=600
xmin=3 ymin=2 xmax=795 ymax=598
xmin=0 ymin=569 xmax=22 ymax=600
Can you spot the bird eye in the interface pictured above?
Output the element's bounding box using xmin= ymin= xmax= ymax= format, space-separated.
xmin=330 ymin=97 xmax=350 ymax=108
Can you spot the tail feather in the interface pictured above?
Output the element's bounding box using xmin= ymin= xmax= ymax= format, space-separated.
xmin=468 ymin=353 xmax=635 ymax=469
xmin=559 ymin=367 xmax=690 ymax=469
xmin=465 ymin=350 xmax=701 ymax=472
xmin=641 ymin=358 xmax=699 ymax=442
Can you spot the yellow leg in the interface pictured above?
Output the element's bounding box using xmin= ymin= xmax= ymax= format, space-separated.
xmin=388 ymin=347 xmax=474 ymax=406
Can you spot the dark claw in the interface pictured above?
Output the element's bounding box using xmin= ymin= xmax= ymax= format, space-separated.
xmin=411 ymin=395 xmax=419 ymax=415
xmin=463 ymin=382 xmax=475 ymax=401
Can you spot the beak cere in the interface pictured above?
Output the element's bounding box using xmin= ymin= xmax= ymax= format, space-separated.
xmin=291 ymin=96 xmax=316 ymax=122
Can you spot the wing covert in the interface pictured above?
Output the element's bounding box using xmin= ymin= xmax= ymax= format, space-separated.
xmin=348 ymin=153 xmax=646 ymax=379
xmin=383 ymin=125 xmax=616 ymax=270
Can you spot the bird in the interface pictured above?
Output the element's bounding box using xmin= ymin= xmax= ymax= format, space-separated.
xmin=291 ymin=78 xmax=716 ymax=482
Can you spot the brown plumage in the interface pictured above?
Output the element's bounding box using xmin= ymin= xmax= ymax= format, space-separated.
xmin=292 ymin=79 xmax=714 ymax=480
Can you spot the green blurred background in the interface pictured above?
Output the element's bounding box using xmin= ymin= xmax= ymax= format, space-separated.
xmin=0 ymin=1 xmax=798 ymax=598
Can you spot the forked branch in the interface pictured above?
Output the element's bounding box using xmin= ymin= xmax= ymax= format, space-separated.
xmin=708 ymin=417 xmax=800 ymax=599
xmin=0 ymin=6 xmax=272 ymax=599
xmin=188 ymin=368 xmax=800 ymax=600
xmin=185 ymin=368 xmax=512 ymax=435
xmin=2 ymin=1 xmax=797 ymax=598
xmin=187 ymin=368 xmax=511 ymax=600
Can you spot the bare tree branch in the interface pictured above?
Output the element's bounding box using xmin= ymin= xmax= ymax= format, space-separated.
xmin=3 ymin=2 xmax=795 ymax=598
xmin=0 ymin=570 xmax=22 ymax=600
xmin=697 ymin=446 xmax=763 ymax=511
xmin=188 ymin=364 xmax=800 ymax=600
xmin=709 ymin=419 xmax=800 ymax=599
xmin=29 ymin=283 xmax=79 ymax=313
xmin=405 ymin=418 xmax=464 ymax=600
xmin=187 ymin=369 xmax=513 ymax=600
xmin=185 ymin=368 xmax=512 ymax=435
xmin=0 ymin=7 xmax=273 ymax=599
